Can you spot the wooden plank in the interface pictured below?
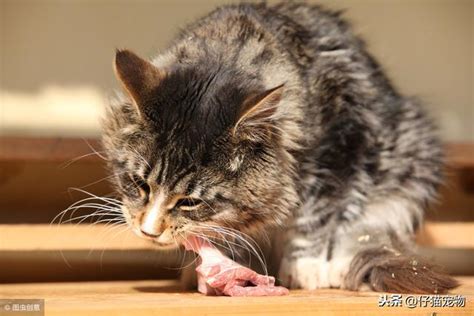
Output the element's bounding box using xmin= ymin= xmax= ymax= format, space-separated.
xmin=0 ymin=250 xmax=180 ymax=283
xmin=4 ymin=247 xmax=468 ymax=282
xmin=0 ymin=161 xmax=111 ymax=222
xmin=1 ymin=224 xmax=472 ymax=283
xmin=416 ymin=222 xmax=474 ymax=248
xmin=2 ymin=222 xmax=471 ymax=251
xmin=446 ymin=143 xmax=474 ymax=169
xmin=0 ymin=224 xmax=153 ymax=251
xmin=0 ymin=137 xmax=102 ymax=162
xmin=428 ymin=169 xmax=474 ymax=222
xmin=0 ymin=278 xmax=472 ymax=315
xmin=1 ymin=138 xmax=473 ymax=223
xmin=418 ymin=247 xmax=474 ymax=275
xmin=0 ymin=225 xmax=182 ymax=283
xmin=0 ymin=137 xmax=472 ymax=167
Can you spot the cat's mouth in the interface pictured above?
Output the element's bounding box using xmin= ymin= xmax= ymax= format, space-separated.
xmin=130 ymin=225 xmax=179 ymax=249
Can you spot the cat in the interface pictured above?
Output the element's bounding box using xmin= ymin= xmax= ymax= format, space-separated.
xmin=102 ymin=2 xmax=458 ymax=293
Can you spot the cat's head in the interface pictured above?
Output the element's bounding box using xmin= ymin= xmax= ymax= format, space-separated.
xmin=102 ymin=50 xmax=298 ymax=248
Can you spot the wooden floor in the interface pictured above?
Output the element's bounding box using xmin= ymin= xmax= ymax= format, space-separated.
xmin=1 ymin=141 xmax=473 ymax=315
xmin=0 ymin=277 xmax=472 ymax=315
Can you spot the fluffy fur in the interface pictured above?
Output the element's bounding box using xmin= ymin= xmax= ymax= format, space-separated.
xmin=102 ymin=2 xmax=457 ymax=293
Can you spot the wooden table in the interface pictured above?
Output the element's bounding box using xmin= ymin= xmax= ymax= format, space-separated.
xmin=1 ymin=277 xmax=472 ymax=315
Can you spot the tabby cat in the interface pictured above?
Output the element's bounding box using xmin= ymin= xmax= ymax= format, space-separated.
xmin=102 ymin=2 xmax=457 ymax=293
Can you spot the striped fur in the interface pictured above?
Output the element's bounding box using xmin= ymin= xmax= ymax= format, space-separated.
xmin=102 ymin=2 xmax=457 ymax=293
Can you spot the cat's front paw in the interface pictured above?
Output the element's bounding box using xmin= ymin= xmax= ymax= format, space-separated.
xmin=278 ymin=256 xmax=350 ymax=290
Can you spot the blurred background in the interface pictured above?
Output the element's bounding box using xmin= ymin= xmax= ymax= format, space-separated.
xmin=0 ymin=0 xmax=472 ymax=284
xmin=1 ymin=0 xmax=472 ymax=140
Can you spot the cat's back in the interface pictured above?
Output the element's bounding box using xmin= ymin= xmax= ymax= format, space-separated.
xmin=198 ymin=2 xmax=351 ymax=41
xmin=169 ymin=2 xmax=352 ymax=66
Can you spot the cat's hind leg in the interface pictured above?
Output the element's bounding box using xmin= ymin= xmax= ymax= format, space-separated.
xmin=279 ymin=197 xmax=458 ymax=293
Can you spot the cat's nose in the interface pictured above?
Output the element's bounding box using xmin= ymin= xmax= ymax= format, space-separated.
xmin=140 ymin=229 xmax=159 ymax=238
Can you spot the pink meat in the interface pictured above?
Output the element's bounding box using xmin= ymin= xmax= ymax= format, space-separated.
xmin=184 ymin=236 xmax=289 ymax=296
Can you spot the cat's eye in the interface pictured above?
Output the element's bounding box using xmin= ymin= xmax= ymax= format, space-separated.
xmin=138 ymin=182 xmax=150 ymax=200
xmin=131 ymin=175 xmax=150 ymax=200
xmin=175 ymin=197 xmax=203 ymax=211
xmin=138 ymin=185 xmax=149 ymax=200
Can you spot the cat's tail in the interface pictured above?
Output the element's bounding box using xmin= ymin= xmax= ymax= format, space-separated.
xmin=343 ymin=247 xmax=459 ymax=294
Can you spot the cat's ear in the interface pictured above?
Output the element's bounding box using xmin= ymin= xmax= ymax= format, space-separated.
xmin=114 ymin=49 xmax=163 ymax=111
xmin=233 ymin=84 xmax=284 ymax=136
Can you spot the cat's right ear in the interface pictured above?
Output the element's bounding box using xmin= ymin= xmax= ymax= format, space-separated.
xmin=114 ymin=49 xmax=163 ymax=114
xmin=232 ymin=84 xmax=284 ymax=138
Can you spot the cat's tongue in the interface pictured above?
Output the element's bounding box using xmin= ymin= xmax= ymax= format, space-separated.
xmin=184 ymin=236 xmax=289 ymax=296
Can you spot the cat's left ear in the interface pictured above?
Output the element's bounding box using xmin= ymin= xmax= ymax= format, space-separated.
xmin=114 ymin=49 xmax=163 ymax=113
xmin=233 ymin=84 xmax=284 ymax=136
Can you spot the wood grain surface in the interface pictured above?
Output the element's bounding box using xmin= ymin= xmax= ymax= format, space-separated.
xmin=2 ymin=222 xmax=471 ymax=251
xmin=0 ymin=278 xmax=472 ymax=316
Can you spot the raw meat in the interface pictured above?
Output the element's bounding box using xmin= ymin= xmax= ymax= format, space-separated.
xmin=184 ymin=236 xmax=289 ymax=296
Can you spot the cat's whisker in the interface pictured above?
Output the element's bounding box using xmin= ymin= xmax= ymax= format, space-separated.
xmin=198 ymin=224 xmax=268 ymax=276
xmin=60 ymin=211 xmax=121 ymax=225
xmin=60 ymin=150 xmax=108 ymax=169
xmin=74 ymin=212 xmax=124 ymax=226
xmin=54 ymin=211 xmax=124 ymax=270
xmin=57 ymin=200 xmax=121 ymax=222
xmin=197 ymin=227 xmax=252 ymax=264
xmin=194 ymin=225 xmax=255 ymax=272
xmin=129 ymin=147 xmax=151 ymax=170
xmin=107 ymin=222 xmax=133 ymax=241
xmin=69 ymin=204 xmax=122 ymax=214
xmin=188 ymin=197 xmax=240 ymax=259
xmin=67 ymin=188 xmax=123 ymax=206
xmin=176 ymin=232 xmax=206 ymax=270
xmin=190 ymin=227 xmax=239 ymax=263
xmin=260 ymin=228 xmax=271 ymax=247
xmin=176 ymin=232 xmax=190 ymax=271
xmin=198 ymin=199 xmax=218 ymax=216
xmin=189 ymin=229 xmax=235 ymax=256
xmin=98 ymin=222 xmax=129 ymax=243
xmin=92 ymin=218 xmax=126 ymax=229
xmin=76 ymin=172 xmax=126 ymax=190
xmin=82 ymin=138 xmax=107 ymax=160
xmin=211 ymin=229 xmax=237 ymax=262
xmin=63 ymin=202 xmax=122 ymax=214
xmin=97 ymin=223 xmax=130 ymax=268
xmin=55 ymin=203 xmax=122 ymax=226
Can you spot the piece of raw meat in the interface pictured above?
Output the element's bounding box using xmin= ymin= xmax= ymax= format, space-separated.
xmin=184 ymin=236 xmax=289 ymax=296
